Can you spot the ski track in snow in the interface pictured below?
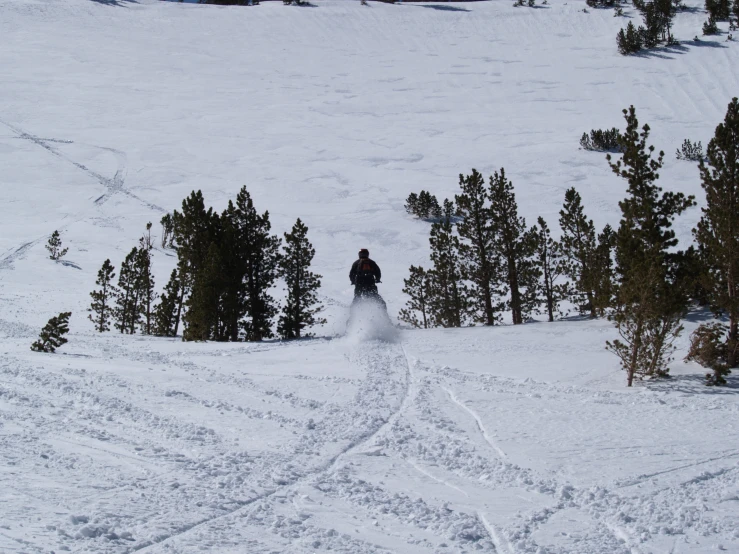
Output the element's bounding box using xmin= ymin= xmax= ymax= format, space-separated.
xmin=442 ymin=386 xmax=507 ymax=460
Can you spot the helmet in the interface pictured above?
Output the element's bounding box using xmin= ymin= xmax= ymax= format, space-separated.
xmin=358 ymin=248 xmax=369 ymax=258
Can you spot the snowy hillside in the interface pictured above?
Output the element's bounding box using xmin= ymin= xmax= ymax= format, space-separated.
xmin=1 ymin=0 xmax=738 ymax=552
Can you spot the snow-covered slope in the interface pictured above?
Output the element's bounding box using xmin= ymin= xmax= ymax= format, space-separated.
xmin=1 ymin=0 xmax=738 ymax=552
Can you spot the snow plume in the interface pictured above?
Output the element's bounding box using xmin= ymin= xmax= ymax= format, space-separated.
xmin=345 ymin=296 xmax=398 ymax=344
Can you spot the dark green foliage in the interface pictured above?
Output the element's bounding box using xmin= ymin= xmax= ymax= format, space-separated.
xmin=695 ymin=97 xmax=739 ymax=371
xmin=160 ymin=213 xmax=175 ymax=248
xmin=706 ymin=0 xmax=731 ymax=20
xmin=427 ymin=215 xmax=470 ymax=328
xmin=606 ymin=106 xmax=695 ymax=386
xmin=232 ymin=187 xmax=281 ymax=342
xmin=31 ymin=312 xmax=71 ymax=353
xmin=676 ymin=139 xmax=704 ymax=161
xmin=532 ymin=217 xmax=569 ymax=322
xmin=184 ymin=242 xmax=224 ymax=341
xmin=617 ymin=22 xmax=644 ymax=54
xmin=114 ymin=248 xmax=143 ymax=334
xmin=46 ymin=230 xmax=68 ymax=261
xmin=580 ymin=128 xmax=624 ymax=152
xmin=455 ymin=169 xmax=503 ymax=326
xmin=703 ymin=17 xmax=720 ymax=34
xmin=88 ymin=259 xmax=117 ymax=333
xmin=277 ymin=219 xmax=325 ymax=339
xmin=399 ymin=266 xmax=432 ymax=329
xmin=488 ymin=169 xmax=537 ymax=324
xmin=153 ymin=269 xmax=182 ymax=337
xmin=172 ymin=187 xmax=282 ymax=342
xmin=685 ymin=322 xmax=733 ymax=385
xmin=593 ymin=224 xmax=616 ymax=316
xmin=634 ymin=0 xmax=677 ymax=45
xmin=559 ymin=188 xmax=600 ymax=317
xmin=406 ymin=190 xmax=442 ymax=220
xmin=137 ymin=226 xmax=157 ymax=335
xmin=587 ymin=0 xmax=622 ymax=6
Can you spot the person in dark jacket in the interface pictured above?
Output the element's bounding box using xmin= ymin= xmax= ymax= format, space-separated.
xmin=350 ymin=249 xmax=381 ymax=298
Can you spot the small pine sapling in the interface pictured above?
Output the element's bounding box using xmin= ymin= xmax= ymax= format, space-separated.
xmin=398 ymin=266 xmax=432 ymax=328
xmin=46 ymin=230 xmax=68 ymax=261
xmin=703 ymin=17 xmax=719 ymax=35
xmin=685 ymin=322 xmax=732 ymax=385
xmin=88 ymin=259 xmax=118 ymax=332
xmin=31 ymin=312 xmax=71 ymax=353
xmin=676 ymin=139 xmax=704 ymax=161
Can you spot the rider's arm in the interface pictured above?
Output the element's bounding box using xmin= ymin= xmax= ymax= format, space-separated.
xmin=349 ymin=261 xmax=358 ymax=284
xmin=373 ymin=261 xmax=381 ymax=282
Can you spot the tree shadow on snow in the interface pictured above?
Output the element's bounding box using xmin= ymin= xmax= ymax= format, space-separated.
xmin=415 ymin=4 xmax=471 ymax=12
xmin=89 ymin=0 xmax=139 ymax=6
xmin=683 ymin=305 xmax=725 ymax=324
xmin=648 ymin=373 xmax=739 ymax=396
xmin=684 ymin=39 xmax=730 ymax=49
xmin=59 ymin=260 xmax=82 ymax=270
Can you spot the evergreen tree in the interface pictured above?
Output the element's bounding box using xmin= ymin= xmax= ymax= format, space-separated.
xmin=183 ymin=241 xmax=224 ymax=341
xmin=706 ymin=0 xmax=731 ymax=20
xmin=694 ymin=97 xmax=739 ymax=378
xmin=160 ymin=213 xmax=175 ymax=248
xmin=399 ymin=266 xmax=432 ymax=329
xmin=46 ymin=230 xmax=68 ymax=261
xmin=31 ymin=312 xmax=71 ymax=353
xmin=427 ymin=215 xmax=470 ymax=328
xmin=114 ymin=247 xmax=143 ymax=334
xmin=559 ymin=188 xmax=599 ymax=317
xmin=173 ymin=190 xmax=220 ymax=341
xmin=232 ymin=186 xmax=281 ymax=341
xmin=277 ymin=219 xmax=325 ymax=339
xmin=88 ymin=259 xmax=117 ymax=333
xmin=532 ymin=217 xmax=569 ymax=322
xmin=489 ymin=169 xmax=537 ymax=324
xmin=454 ymin=169 xmax=503 ymax=325
xmin=153 ymin=269 xmax=181 ymax=337
xmin=606 ymin=106 xmax=695 ymax=386
xmin=617 ymin=21 xmax=644 ymax=55
xmin=137 ymin=231 xmax=156 ymax=335
xmin=592 ymin=224 xmax=616 ymax=316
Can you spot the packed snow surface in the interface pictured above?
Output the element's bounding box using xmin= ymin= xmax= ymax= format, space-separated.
xmin=1 ymin=0 xmax=739 ymax=552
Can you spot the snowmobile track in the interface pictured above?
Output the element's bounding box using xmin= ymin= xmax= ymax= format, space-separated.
xmin=128 ymin=341 xmax=413 ymax=553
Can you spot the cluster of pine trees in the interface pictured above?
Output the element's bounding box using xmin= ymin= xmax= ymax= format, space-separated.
xmin=617 ymin=0 xmax=682 ymax=55
xmin=401 ymin=99 xmax=739 ymax=387
xmin=88 ymin=186 xmax=324 ymax=342
xmin=399 ymin=170 xmax=613 ymax=330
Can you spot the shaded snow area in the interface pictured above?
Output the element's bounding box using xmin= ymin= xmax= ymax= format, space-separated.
xmin=1 ymin=0 xmax=739 ymax=552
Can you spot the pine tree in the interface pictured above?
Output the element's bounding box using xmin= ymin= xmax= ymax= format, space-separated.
xmin=88 ymin=259 xmax=117 ymax=332
xmin=617 ymin=22 xmax=643 ymax=55
xmin=31 ymin=312 xmax=71 ymax=353
xmin=114 ymin=247 xmax=142 ymax=334
xmin=232 ymin=186 xmax=281 ymax=341
xmin=160 ymin=213 xmax=175 ymax=248
xmin=532 ymin=217 xmax=569 ymax=322
xmin=592 ymin=224 xmax=616 ymax=316
xmin=559 ymin=188 xmax=598 ymax=317
xmin=46 ymin=230 xmax=68 ymax=261
xmin=454 ymin=169 xmax=503 ymax=325
xmin=427 ymin=215 xmax=469 ymax=328
xmin=694 ymin=97 xmax=739 ymax=378
xmin=153 ymin=269 xmax=182 ymax=337
xmin=277 ymin=219 xmax=325 ymax=339
xmin=706 ymin=0 xmax=731 ymax=19
xmin=488 ymin=169 xmax=537 ymax=324
xmin=137 ymin=231 xmax=156 ymax=335
xmin=399 ymin=265 xmax=432 ymax=329
xmin=606 ymin=106 xmax=695 ymax=386
xmin=183 ymin=242 xmax=224 ymax=341
xmin=173 ymin=190 xmax=220 ymax=341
